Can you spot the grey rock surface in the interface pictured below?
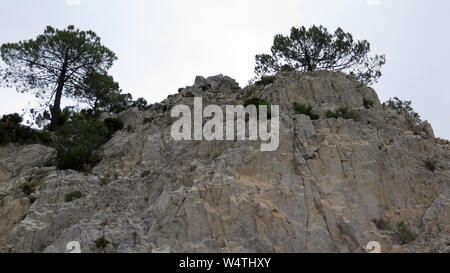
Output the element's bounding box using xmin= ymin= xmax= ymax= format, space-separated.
xmin=0 ymin=71 xmax=448 ymax=253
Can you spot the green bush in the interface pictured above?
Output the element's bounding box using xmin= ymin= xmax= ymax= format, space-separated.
xmin=131 ymin=97 xmax=150 ymax=111
xmin=326 ymin=110 xmax=340 ymax=119
xmin=2 ymin=111 xmax=121 ymax=171
xmin=56 ymin=116 xmax=109 ymax=150
xmin=65 ymin=191 xmax=83 ymax=202
xmin=199 ymin=84 xmax=212 ymax=91
xmin=293 ymin=103 xmax=320 ymax=120
xmin=255 ymin=76 xmax=276 ymax=86
xmin=25 ymin=131 xmax=52 ymax=146
xmin=340 ymin=107 xmax=360 ymax=120
xmin=21 ymin=183 xmax=36 ymax=196
xmin=424 ymin=160 xmax=437 ymax=172
xmin=103 ymin=118 xmax=124 ymax=135
xmin=56 ymin=146 xmax=99 ymax=171
xmin=53 ymin=115 xmax=110 ymax=171
xmin=326 ymin=106 xmax=360 ymax=121
xmin=0 ymin=113 xmax=52 ymax=146
xmin=395 ymin=221 xmax=416 ymax=245
xmin=94 ymin=236 xmax=110 ymax=249
xmin=244 ymin=97 xmax=271 ymax=119
xmin=372 ymin=218 xmax=390 ymax=231
xmin=1 ymin=113 xmax=22 ymax=125
xmin=363 ymin=99 xmax=374 ymax=109
xmin=386 ymin=97 xmax=421 ymax=123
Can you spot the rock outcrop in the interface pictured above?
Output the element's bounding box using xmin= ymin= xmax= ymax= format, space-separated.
xmin=0 ymin=71 xmax=448 ymax=253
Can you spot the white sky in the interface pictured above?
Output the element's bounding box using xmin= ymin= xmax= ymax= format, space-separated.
xmin=0 ymin=0 xmax=449 ymax=139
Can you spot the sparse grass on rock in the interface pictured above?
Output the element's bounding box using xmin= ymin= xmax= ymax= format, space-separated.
xmin=424 ymin=160 xmax=437 ymax=172
xmin=326 ymin=106 xmax=360 ymax=121
xmin=394 ymin=221 xmax=416 ymax=245
xmin=293 ymin=103 xmax=320 ymax=120
xmin=65 ymin=191 xmax=83 ymax=203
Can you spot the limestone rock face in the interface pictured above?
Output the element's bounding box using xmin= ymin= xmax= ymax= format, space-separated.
xmin=194 ymin=74 xmax=240 ymax=92
xmin=0 ymin=144 xmax=56 ymax=250
xmin=247 ymin=71 xmax=382 ymax=113
xmin=0 ymin=71 xmax=448 ymax=253
xmin=0 ymin=144 xmax=56 ymax=185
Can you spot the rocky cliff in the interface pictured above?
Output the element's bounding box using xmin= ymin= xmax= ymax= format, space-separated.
xmin=0 ymin=71 xmax=448 ymax=253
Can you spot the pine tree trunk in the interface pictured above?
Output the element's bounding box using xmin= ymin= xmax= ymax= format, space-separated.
xmin=49 ymin=59 xmax=68 ymax=130
xmin=304 ymin=51 xmax=314 ymax=71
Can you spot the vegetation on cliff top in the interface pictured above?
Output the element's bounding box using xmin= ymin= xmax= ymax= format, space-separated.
xmin=0 ymin=25 xmax=148 ymax=130
xmin=0 ymin=24 xmax=428 ymax=173
xmin=252 ymin=25 xmax=385 ymax=85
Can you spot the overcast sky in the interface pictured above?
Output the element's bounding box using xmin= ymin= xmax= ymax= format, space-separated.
xmin=0 ymin=0 xmax=449 ymax=139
